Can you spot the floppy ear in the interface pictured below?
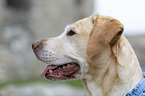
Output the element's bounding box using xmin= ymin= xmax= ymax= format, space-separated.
xmin=87 ymin=15 xmax=124 ymax=57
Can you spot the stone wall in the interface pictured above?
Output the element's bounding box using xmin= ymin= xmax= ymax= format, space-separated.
xmin=0 ymin=0 xmax=145 ymax=95
xmin=0 ymin=0 xmax=145 ymax=83
xmin=0 ymin=0 xmax=93 ymax=82
xmin=126 ymin=36 xmax=145 ymax=71
xmin=0 ymin=83 xmax=83 ymax=96
xmin=30 ymin=0 xmax=94 ymax=39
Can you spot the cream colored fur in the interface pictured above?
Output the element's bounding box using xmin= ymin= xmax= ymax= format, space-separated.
xmin=34 ymin=15 xmax=143 ymax=96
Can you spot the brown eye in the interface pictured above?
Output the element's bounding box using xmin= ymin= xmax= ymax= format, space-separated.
xmin=67 ymin=30 xmax=76 ymax=36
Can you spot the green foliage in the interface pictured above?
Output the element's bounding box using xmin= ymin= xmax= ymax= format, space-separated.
xmin=0 ymin=78 xmax=83 ymax=89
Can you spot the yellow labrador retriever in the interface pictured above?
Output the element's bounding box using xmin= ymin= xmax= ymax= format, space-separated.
xmin=32 ymin=15 xmax=143 ymax=96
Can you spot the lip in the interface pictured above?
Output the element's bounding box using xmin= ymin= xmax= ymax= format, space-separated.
xmin=40 ymin=62 xmax=80 ymax=81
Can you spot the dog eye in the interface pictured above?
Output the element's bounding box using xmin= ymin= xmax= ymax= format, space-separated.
xmin=67 ymin=30 xmax=76 ymax=36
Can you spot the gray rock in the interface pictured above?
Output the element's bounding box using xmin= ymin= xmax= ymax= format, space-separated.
xmin=0 ymin=0 xmax=145 ymax=89
xmin=0 ymin=83 xmax=83 ymax=96
xmin=126 ymin=36 xmax=145 ymax=71
xmin=0 ymin=0 xmax=93 ymax=82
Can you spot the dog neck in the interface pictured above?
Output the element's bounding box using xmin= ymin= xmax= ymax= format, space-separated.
xmin=83 ymin=36 xmax=143 ymax=96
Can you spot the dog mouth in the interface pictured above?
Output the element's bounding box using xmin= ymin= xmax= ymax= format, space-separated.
xmin=40 ymin=62 xmax=80 ymax=81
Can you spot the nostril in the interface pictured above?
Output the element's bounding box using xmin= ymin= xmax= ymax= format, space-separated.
xmin=32 ymin=42 xmax=40 ymax=50
xmin=34 ymin=45 xmax=39 ymax=49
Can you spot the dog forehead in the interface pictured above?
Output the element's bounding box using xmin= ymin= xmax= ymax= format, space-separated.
xmin=74 ymin=17 xmax=92 ymax=28
xmin=69 ymin=16 xmax=93 ymax=35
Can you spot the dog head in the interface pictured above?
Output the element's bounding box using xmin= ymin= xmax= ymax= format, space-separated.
xmin=32 ymin=15 xmax=124 ymax=81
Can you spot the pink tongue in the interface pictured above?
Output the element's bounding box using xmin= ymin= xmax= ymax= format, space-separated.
xmin=40 ymin=66 xmax=57 ymax=77
xmin=47 ymin=64 xmax=79 ymax=77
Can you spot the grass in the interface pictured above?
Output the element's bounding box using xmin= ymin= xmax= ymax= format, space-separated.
xmin=0 ymin=78 xmax=83 ymax=89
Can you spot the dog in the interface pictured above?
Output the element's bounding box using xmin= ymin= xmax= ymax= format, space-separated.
xmin=32 ymin=14 xmax=143 ymax=96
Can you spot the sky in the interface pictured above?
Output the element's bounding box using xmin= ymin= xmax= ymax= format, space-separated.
xmin=93 ymin=0 xmax=145 ymax=36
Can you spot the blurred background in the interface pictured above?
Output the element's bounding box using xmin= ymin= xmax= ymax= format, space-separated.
xmin=0 ymin=0 xmax=144 ymax=96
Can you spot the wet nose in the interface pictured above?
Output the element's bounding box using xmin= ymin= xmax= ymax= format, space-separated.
xmin=32 ymin=41 xmax=40 ymax=51
xmin=32 ymin=39 xmax=48 ymax=51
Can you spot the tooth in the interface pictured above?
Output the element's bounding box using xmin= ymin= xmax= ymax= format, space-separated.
xmin=49 ymin=69 xmax=53 ymax=73
xmin=63 ymin=66 xmax=66 ymax=69
xmin=67 ymin=64 xmax=71 ymax=67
